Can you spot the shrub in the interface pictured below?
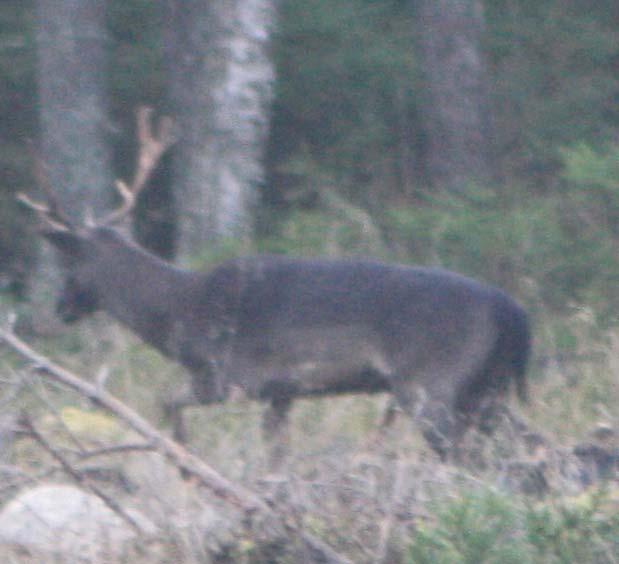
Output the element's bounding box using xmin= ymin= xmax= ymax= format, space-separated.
xmin=408 ymin=488 xmax=619 ymax=564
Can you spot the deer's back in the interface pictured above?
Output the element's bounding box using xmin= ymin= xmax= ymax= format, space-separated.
xmin=177 ymin=256 xmax=526 ymax=400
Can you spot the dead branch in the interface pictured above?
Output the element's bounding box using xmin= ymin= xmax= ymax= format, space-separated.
xmin=0 ymin=325 xmax=351 ymax=564
xmin=75 ymin=442 xmax=155 ymax=461
xmin=375 ymin=457 xmax=407 ymax=564
xmin=19 ymin=414 xmax=145 ymax=535
xmin=0 ymin=465 xmax=59 ymax=498
xmin=0 ymin=326 xmax=265 ymax=513
xmin=26 ymin=379 xmax=88 ymax=454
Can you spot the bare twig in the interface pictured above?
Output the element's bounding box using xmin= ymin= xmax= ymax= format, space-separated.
xmin=25 ymin=380 xmax=88 ymax=454
xmin=0 ymin=325 xmax=351 ymax=564
xmin=0 ymin=326 xmax=265 ymax=512
xmin=76 ymin=442 xmax=155 ymax=461
xmin=19 ymin=413 xmax=145 ymax=534
xmin=375 ymin=457 xmax=407 ymax=564
xmin=0 ymin=465 xmax=60 ymax=498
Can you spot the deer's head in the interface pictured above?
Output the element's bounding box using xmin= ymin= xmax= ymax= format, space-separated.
xmin=20 ymin=107 xmax=175 ymax=323
xmin=43 ymin=229 xmax=101 ymax=322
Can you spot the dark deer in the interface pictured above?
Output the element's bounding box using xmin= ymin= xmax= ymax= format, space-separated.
xmin=21 ymin=108 xmax=531 ymax=463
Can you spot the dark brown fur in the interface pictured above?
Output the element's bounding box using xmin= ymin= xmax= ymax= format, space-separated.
xmin=43 ymin=226 xmax=531 ymax=460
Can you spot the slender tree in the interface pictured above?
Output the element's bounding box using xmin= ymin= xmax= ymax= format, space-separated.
xmin=414 ymin=0 xmax=497 ymax=193
xmin=35 ymin=0 xmax=111 ymax=220
xmin=162 ymin=0 xmax=276 ymax=259
xmin=32 ymin=0 xmax=111 ymax=325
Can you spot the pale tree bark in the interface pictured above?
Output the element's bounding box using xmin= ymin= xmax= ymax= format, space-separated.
xmin=35 ymin=0 xmax=111 ymax=220
xmin=414 ymin=0 xmax=497 ymax=193
xmin=31 ymin=0 xmax=111 ymax=327
xmin=163 ymin=0 xmax=276 ymax=260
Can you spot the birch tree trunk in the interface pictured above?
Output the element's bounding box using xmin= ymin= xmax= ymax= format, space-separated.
xmin=31 ymin=0 xmax=111 ymax=328
xmin=415 ymin=0 xmax=497 ymax=194
xmin=163 ymin=0 xmax=276 ymax=260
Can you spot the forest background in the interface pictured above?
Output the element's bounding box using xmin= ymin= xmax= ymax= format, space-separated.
xmin=1 ymin=1 xmax=619 ymax=562
xmin=2 ymin=0 xmax=619 ymax=326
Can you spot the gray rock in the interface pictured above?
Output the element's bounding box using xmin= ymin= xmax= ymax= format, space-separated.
xmin=0 ymin=484 xmax=156 ymax=560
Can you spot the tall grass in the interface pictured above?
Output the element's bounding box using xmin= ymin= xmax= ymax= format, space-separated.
xmin=1 ymin=315 xmax=618 ymax=562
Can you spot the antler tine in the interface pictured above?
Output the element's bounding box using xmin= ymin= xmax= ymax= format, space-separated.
xmin=98 ymin=106 xmax=176 ymax=226
xmin=32 ymin=152 xmax=75 ymax=229
xmin=18 ymin=144 xmax=74 ymax=233
xmin=17 ymin=193 xmax=71 ymax=233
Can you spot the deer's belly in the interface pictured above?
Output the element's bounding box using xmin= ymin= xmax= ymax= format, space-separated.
xmin=232 ymin=325 xmax=393 ymax=398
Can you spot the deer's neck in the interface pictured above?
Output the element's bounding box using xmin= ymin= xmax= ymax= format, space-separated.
xmin=98 ymin=244 xmax=193 ymax=356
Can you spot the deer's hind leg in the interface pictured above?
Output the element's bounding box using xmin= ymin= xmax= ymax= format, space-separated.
xmin=163 ymin=380 xmax=200 ymax=444
xmin=262 ymin=396 xmax=292 ymax=472
xmin=389 ymin=370 xmax=473 ymax=462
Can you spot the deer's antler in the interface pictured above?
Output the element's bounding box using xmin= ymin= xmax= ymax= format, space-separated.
xmin=16 ymin=193 xmax=72 ymax=233
xmin=97 ymin=107 xmax=176 ymax=226
xmin=18 ymin=144 xmax=74 ymax=233
xmin=18 ymin=107 xmax=176 ymax=231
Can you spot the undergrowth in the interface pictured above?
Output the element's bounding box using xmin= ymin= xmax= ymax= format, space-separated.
xmin=0 ymin=314 xmax=618 ymax=562
xmin=408 ymin=487 xmax=619 ymax=564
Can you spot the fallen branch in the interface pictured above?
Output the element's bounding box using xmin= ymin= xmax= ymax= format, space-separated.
xmin=0 ymin=325 xmax=351 ymax=564
xmin=0 ymin=464 xmax=58 ymax=497
xmin=75 ymin=442 xmax=155 ymax=461
xmin=0 ymin=326 xmax=266 ymax=511
xmin=19 ymin=414 xmax=145 ymax=534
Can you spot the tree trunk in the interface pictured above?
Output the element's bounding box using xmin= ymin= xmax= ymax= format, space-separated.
xmin=414 ymin=0 xmax=497 ymax=193
xmin=163 ymin=0 xmax=276 ymax=259
xmin=35 ymin=0 xmax=111 ymax=219
xmin=31 ymin=0 xmax=111 ymax=329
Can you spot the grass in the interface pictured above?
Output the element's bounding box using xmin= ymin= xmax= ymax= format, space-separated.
xmin=0 ymin=315 xmax=617 ymax=562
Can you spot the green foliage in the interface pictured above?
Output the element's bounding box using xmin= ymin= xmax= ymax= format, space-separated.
xmin=268 ymin=0 xmax=418 ymax=205
xmin=268 ymin=0 xmax=619 ymax=208
xmin=107 ymin=0 xmax=165 ymax=112
xmin=408 ymin=489 xmax=619 ymax=564
xmin=185 ymin=237 xmax=251 ymax=270
xmin=554 ymin=142 xmax=619 ymax=318
xmin=259 ymin=199 xmax=387 ymax=258
xmin=385 ymin=185 xmax=619 ymax=319
xmin=264 ymin=0 xmax=619 ymax=322
xmin=0 ymin=1 xmax=36 ymax=296
xmin=524 ymin=490 xmax=619 ymax=563
xmin=561 ymin=144 xmax=619 ymax=191
xmin=485 ymin=0 xmax=619 ymax=184
xmin=2 ymin=0 xmax=619 ymax=326
xmin=0 ymin=0 xmax=35 ymax=141
xmin=258 ymin=171 xmax=619 ymax=321
xmin=409 ymin=491 xmax=525 ymax=564
xmin=560 ymin=142 xmax=619 ymax=236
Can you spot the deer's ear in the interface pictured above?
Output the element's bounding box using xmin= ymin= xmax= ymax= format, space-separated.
xmin=42 ymin=231 xmax=86 ymax=260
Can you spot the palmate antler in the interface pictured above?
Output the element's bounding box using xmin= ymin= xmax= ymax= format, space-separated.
xmin=19 ymin=106 xmax=175 ymax=231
